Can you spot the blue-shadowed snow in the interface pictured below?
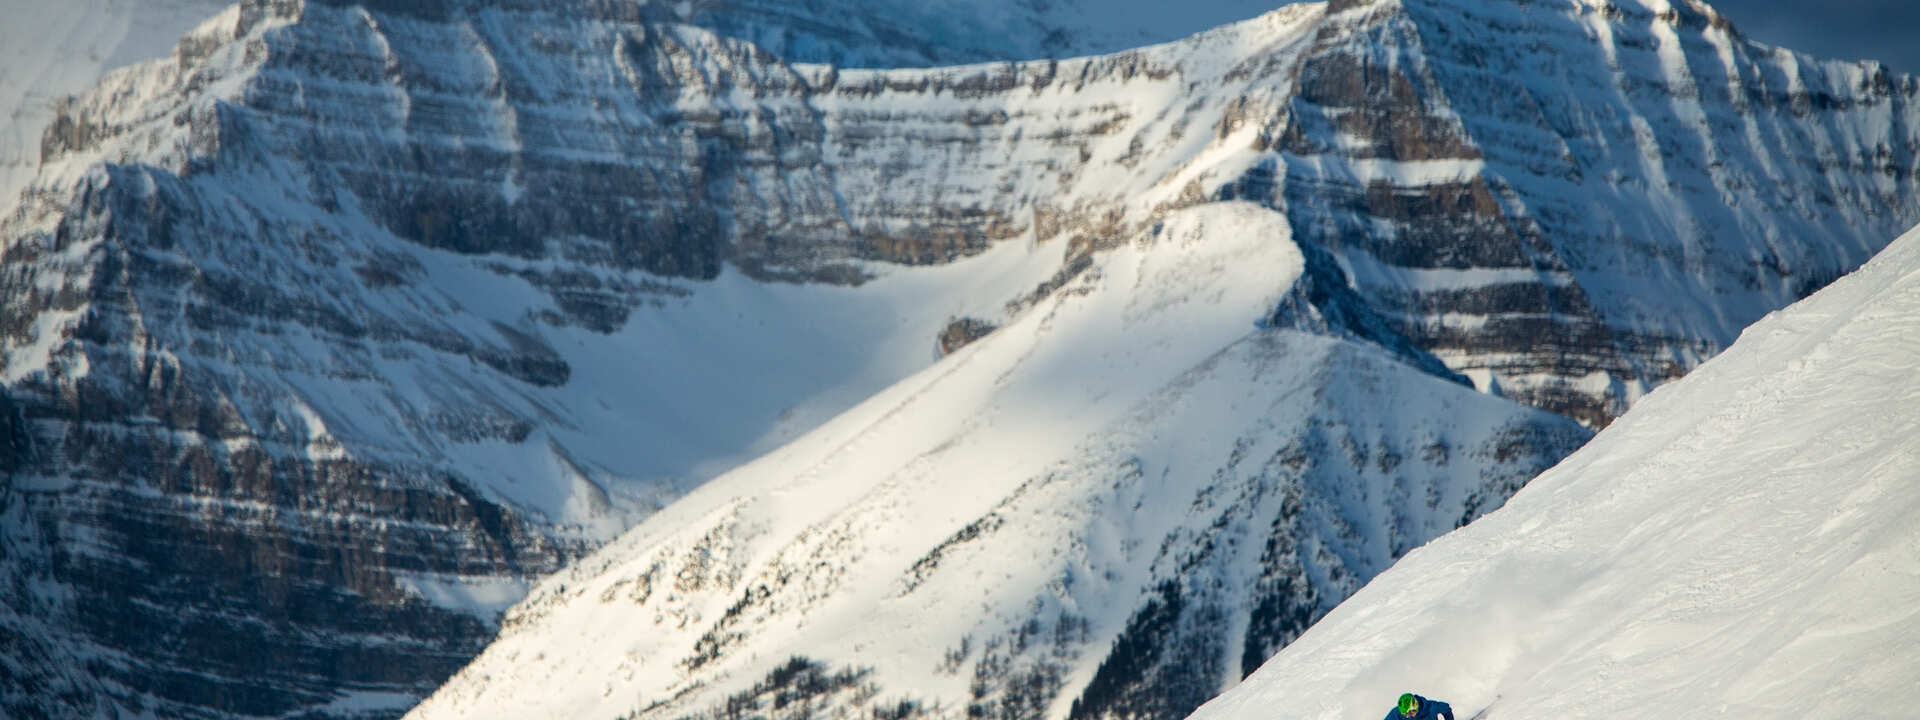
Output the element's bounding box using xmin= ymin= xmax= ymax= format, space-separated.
xmin=0 ymin=0 xmax=233 ymax=214
xmin=1190 ymin=222 xmax=1920 ymax=720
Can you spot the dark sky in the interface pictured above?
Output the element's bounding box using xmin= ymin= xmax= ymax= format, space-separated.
xmin=1705 ymin=0 xmax=1920 ymax=74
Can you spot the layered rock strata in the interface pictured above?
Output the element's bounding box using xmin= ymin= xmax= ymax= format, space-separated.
xmin=0 ymin=0 xmax=1915 ymax=718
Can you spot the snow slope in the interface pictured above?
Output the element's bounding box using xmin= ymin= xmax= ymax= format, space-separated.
xmin=405 ymin=203 xmax=1589 ymax=720
xmin=1189 ymin=222 xmax=1920 ymax=720
xmin=0 ymin=0 xmax=231 ymax=214
xmin=4 ymin=0 xmax=1918 ymax=717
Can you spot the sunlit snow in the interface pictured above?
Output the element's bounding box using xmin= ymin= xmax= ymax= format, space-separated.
xmin=405 ymin=203 xmax=1587 ymax=720
xmin=1193 ymin=223 xmax=1920 ymax=720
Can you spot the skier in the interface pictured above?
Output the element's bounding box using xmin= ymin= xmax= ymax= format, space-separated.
xmin=1386 ymin=693 xmax=1455 ymax=720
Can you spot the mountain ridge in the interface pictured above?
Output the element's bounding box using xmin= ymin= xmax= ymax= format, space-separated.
xmin=406 ymin=201 xmax=1591 ymax=720
xmin=1181 ymin=218 xmax=1920 ymax=720
xmin=1 ymin=0 xmax=1916 ymax=717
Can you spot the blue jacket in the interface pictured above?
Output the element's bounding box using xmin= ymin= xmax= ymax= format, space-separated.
xmin=1382 ymin=695 xmax=1454 ymax=720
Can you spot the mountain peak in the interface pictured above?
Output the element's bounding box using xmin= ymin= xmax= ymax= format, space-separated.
xmin=404 ymin=201 xmax=1592 ymax=720
xmin=1 ymin=0 xmax=1916 ymax=717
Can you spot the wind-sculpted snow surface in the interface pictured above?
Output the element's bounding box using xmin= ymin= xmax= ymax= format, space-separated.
xmin=1187 ymin=222 xmax=1920 ymax=719
xmin=1 ymin=0 xmax=1918 ymax=717
xmin=405 ymin=204 xmax=1590 ymax=720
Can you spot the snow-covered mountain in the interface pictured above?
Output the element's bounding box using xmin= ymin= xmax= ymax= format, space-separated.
xmin=402 ymin=201 xmax=1591 ymax=720
xmin=0 ymin=0 xmax=232 ymax=216
xmin=1184 ymin=220 xmax=1920 ymax=720
xmin=1 ymin=0 xmax=1917 ymax=717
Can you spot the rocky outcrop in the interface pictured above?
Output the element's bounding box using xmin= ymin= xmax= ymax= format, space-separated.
xmin=1 ymin=0 xmax=1916 ymax=718
xmin=936 ymin=317 xmax=999 ymax=357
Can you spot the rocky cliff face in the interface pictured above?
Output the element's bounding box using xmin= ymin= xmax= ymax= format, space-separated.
xmin=1266 ymin=0 xmax=1917 ymax=424
xmin=1 ymin=0 xmax=1915 ymax=718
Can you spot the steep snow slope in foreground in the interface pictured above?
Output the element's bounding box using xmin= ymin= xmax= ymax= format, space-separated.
xmin=1192 ymin=223 xmax=1920 ymax=720
xmin=406 ymin=204 xmax=1588 ymax=720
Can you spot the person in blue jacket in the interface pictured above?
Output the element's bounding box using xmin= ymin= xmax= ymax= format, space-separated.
xmin=1385 ymin=693 xmax=1454 ymax=720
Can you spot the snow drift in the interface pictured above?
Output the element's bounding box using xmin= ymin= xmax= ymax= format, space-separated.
xmin=1192 ymin=222 xmax=1920 ymax=720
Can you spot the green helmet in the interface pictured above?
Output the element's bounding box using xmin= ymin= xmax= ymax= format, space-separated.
xmin=1397 ymin=694 xmax=1420 ymax=717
